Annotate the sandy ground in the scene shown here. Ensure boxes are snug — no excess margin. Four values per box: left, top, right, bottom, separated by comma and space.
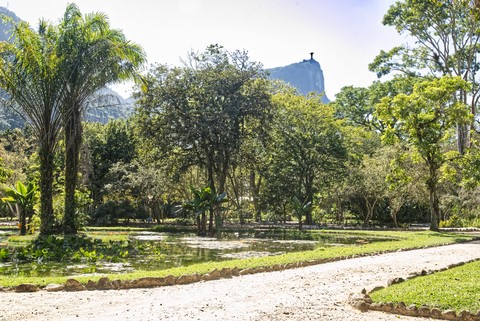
0, 241, 479, 321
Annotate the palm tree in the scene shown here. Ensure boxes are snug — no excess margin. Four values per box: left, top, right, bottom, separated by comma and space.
0, 19, 64, 235
56, 4, 145, 234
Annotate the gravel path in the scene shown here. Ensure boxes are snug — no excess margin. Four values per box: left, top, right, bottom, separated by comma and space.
1, 241, 479, 321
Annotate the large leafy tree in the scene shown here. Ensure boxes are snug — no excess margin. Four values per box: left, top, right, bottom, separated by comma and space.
267, 92, 348, 226
135, 45, 272, 235
376, 76, 471, 230
82, 120, 136, 209
57, 4, 145, 234
370, 0, 480, 154
0, 19, 63, 235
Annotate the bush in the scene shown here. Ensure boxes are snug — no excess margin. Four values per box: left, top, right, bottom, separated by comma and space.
90, 200, 136, 226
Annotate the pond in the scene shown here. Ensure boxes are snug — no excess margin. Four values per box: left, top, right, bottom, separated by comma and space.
0, 229, 394, 277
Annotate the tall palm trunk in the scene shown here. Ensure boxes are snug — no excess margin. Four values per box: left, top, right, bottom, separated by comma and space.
38, 141, 55, 235
64, 105, 82, 235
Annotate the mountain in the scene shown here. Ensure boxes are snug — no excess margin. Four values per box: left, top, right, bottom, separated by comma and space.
85, 87, 135, 124
0, 7, 20, 42
268, 53, 330, 103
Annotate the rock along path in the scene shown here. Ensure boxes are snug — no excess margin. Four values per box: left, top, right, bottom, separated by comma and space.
1, 241, 479, 321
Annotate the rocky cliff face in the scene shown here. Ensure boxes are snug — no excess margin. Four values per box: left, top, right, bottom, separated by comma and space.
0, 7, 20, 42
268, 55, 330, 103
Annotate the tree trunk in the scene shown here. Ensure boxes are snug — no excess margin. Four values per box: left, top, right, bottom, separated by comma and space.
427, 168, 439, 231
64, 106, 82, 235
19, 208, 26, 236
38, 142, 55, 235
457, 123, 469, 155
249, 170, 262, 222
206, 153, 215, 236
304, 177, 314, 225
364, 197, 377, 227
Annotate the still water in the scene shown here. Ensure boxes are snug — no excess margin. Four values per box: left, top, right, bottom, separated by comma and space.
0, 229, 390, 277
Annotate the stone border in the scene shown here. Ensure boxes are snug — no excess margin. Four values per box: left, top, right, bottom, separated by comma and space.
6, 240, 479, 293
349, 258, 480, 321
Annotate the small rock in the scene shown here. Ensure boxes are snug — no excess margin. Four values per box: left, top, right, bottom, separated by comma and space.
85, 280, 97, 290
208, 269, 221, 279
219, 268, 231, 278
131, 277, 164, 288
111, 280, 122, 290
405, 304, 418, 316
239, 268, 252, 276
15, 284, 39, 293
64, 279, 86, 292
387, 277, 405, 286
418, 305, 431, 317
230, 267, 240, 276
353, 300, 369, 312
45, 283, 64, 292
383, 302, 395, 312
368, 286, 384, 294
442, 309, 457, 321
458, 310, 473, 321
361, 288, 366, 294
164, 275, 176, 286
97, 277, 113, 290
176, 274, 200, 285
369, 302, 383, 311
201, 273, 213, 281
396, 301, 406, 312
430, 308, 442, 318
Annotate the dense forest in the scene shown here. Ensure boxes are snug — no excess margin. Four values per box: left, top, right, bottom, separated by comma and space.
1, 0, 480, 237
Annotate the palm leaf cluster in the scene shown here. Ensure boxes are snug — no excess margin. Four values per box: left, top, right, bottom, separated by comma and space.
0, 4, 145, 235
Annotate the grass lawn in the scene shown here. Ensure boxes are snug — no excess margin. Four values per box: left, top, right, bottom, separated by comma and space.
0, 229, 477, 288
370, 260, 480, 314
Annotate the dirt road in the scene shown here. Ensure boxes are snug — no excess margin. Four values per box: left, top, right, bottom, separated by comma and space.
1, 241, 479, 321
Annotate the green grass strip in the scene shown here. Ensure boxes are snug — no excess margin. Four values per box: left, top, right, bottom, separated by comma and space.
0, 230, 476, 288
370, 260, 480, 314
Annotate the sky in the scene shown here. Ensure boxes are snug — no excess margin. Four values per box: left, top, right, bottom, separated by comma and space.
4, 0, 407, 99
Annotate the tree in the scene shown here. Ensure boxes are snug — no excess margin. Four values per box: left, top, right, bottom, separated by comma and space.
376, 76, 471, 230
2, 181, 38, 235
370, 0, 480, 154
267, 92, 348, 225
57, 4, 145, 234
135, 45, 272, 235
82, 120, 136, 209
0, 18, 63, 235
183, 186, 227, 236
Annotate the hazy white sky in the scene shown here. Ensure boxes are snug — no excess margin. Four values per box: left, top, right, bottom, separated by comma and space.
5, 0, 406, 99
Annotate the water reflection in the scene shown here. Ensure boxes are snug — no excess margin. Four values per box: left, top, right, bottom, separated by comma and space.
0, 230, 393, 277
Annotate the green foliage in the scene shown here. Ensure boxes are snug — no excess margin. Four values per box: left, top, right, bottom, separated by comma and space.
264, 92, 349, 225
135, 45, 271, 193
183, 186, 228, 235
57, 3, 145, 235
1, 181, 38, 235
376, 76, 471, 230
370, 260, 480, 313
90, 200, 137, 226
